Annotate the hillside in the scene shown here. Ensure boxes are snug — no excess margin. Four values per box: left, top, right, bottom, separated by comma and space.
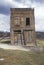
0, 31, 10, 37
0, 31, 44, 39
36, 32, 44, 39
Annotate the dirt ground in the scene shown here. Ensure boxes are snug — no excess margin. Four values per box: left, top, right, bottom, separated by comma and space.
0, 43, 44, 52
0, 43, 30, 51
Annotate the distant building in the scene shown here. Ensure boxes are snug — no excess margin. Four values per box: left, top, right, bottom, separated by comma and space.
10, 8, 36, 46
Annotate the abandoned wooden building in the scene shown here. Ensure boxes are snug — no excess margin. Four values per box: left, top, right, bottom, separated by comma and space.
10, 8, 36, 46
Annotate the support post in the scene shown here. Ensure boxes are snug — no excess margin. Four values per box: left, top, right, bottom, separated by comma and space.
11, 30, 14, 44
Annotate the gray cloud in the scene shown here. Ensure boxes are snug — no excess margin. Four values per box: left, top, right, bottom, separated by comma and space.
0, 1, 10, 15
14, 0, 28, 4
0, 0, 16, 15
0, 6, 10, 15
31, 0, 44, 3
14, 0, 44, 4
14, 0, 23, 3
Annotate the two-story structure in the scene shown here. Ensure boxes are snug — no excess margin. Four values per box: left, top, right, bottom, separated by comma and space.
10, 8, 36, 46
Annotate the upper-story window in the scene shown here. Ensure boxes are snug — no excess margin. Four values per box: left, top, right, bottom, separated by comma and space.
14, 17, 20, 26
26, 18, 30, 26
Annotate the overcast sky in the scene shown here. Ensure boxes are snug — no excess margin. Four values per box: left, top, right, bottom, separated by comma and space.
0, 0, 44, 32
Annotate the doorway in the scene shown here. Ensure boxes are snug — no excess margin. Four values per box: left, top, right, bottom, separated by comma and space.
24, 30, 32, 45
14, 30, 22, 45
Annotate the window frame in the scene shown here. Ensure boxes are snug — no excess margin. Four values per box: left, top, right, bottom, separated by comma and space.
26, 18, 30, 26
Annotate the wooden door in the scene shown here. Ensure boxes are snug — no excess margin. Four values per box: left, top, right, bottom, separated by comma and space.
14, 33, 22, 45
17, 34, 21, 45
24, 31, 32, 44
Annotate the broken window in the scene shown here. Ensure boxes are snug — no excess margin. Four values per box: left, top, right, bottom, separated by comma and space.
26, 18, 30, 26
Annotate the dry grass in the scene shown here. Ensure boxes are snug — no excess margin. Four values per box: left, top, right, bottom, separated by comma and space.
0, 37, 10, 44
0, 48, 44, 65
37, 39, 44, 46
